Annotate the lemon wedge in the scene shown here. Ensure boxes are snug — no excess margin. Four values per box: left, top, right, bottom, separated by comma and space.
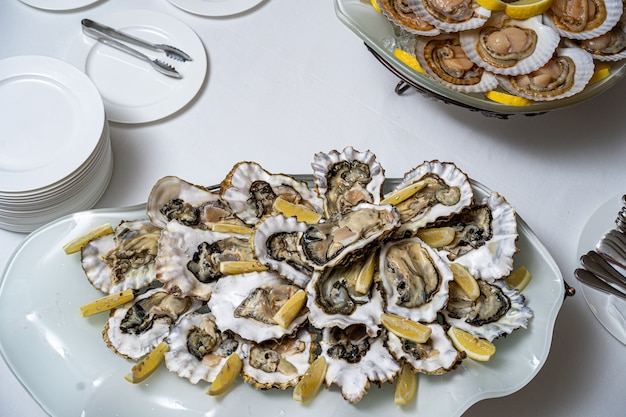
447, 327, 496, 361
273, 197, 322, 224
590, 62, 611, 84
416, 227, 456, 248
354, 251, 377, 295
505, 0, 553, 19
381, 313, 432, 344
380, 180, 427, 205
393, 49, 426, 75
293, 356, 328, 403
504, 265, 532, 291
485, 90, 533, 106
394, 362, 418, 405
63, 223, 113, 254
207, 353, 242, 396
475, 0, 507, 10
210, 222, 252, 235
449, 263, 480, 301
273, 289, 307, 328
370, 0, 382, 13
124, 341, 169, 384
219, 260, 269, 275
80, 289, 134, 317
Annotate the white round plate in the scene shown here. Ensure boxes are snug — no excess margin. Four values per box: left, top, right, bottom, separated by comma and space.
167, 0, 265, 17
577, 194, 626, 345
0, 55, 105, 192
0, 179, 564, 417
18, 0, 100, 11
67, 10, 207, 124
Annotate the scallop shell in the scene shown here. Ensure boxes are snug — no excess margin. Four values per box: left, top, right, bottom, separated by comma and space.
377, 0, 441, 36
379, 237, 454, 323
311, 146, 385, 217
414, 33, 499, 92
389, 160, 474, 237
207, 271, 309, 343
569, 24, 626, 61
496, 47, 595, 101
155, 221, 253, 301
164, 311, 244, 384
146, 176, 227, 229
320, 325, 400, 404
386, 324, 464, 374
460, 14, 561, 75
442, 279, 533, 341
407, 0, 491, 33
221, 161, 323, 226
251, 214, 313, 288
544, 0, 624, 40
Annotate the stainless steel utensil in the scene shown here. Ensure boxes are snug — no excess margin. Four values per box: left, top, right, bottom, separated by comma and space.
597, 229, 626, 270
82, 24, 181, 79
580, 250, 626, 294
574, 268, 626, 300
81, 19, 192, 62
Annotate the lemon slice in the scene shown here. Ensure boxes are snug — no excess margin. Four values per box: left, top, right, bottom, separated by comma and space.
416, 227, 456, 248
475, 0, 506, 10
210, 222, 252, 235
393, 49, 426, 75
504, 265, 531, 291
394, 362, 418, 405
354, 251, 377, 295
381, 313, 432, 344
273, 289, 307, 328
80, 289, 134, 317
505, 0, 553, 19
273, 197, 322, 224
63, 223, 114, 254
590, 62, 611, 84
219, 261, 269, 275
381, 180, 427, 206
484, 90, 533, 106
447, 327, 496, 361
449, 263, 480, 301
370, 0, 382, 13
124, 341, 169, 384
293, 356, 328, 402
207, 353, 242, 396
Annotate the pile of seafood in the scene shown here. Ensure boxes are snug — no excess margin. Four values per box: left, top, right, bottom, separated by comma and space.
375, 0, 626, 101
78, 147, 533, 404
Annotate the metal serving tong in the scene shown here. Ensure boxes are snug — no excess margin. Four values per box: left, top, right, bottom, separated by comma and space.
81, 18, 192, 79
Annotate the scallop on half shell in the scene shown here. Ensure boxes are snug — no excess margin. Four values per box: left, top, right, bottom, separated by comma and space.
544, 0, 624, 40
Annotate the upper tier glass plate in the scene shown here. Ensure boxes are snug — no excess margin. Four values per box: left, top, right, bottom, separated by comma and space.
67, 10, 207, 124
167, 0, 265, 16
18, 0, 100, 11
0, 179, 564, 417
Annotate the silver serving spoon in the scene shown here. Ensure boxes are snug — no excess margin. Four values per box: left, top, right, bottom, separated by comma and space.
580, 251, 626, 295
574, 268, 626, 300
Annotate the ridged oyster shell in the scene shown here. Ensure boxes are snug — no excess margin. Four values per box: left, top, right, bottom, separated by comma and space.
442, 279, 533, 341
207, 271, 309, 343
414, 33, 499, 92
544, 0, 624, 40
81, 219, 160, 294
320, 324, 400, 404
312, 146, 385, 217
386, 323, 464, 374
165, 310, 244, 384
460, 14, 561, 76
497, 47, 595, 101
379, 237, 454, 323
156, 222, 253, 301
221, 161, 323, 225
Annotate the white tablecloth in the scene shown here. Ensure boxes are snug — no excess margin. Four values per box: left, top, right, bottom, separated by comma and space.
1, 0, 625, 416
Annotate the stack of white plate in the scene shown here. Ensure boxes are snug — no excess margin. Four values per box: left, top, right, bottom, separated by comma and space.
0, 55, 113, 233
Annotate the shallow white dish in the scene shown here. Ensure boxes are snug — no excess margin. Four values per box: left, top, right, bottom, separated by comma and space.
67, 10, 207, 124
577, 194, 626, 345
167, 0, 265, 17
0, 55, 105, 192
0, 179, 564, 417
18, 0, 100, 11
